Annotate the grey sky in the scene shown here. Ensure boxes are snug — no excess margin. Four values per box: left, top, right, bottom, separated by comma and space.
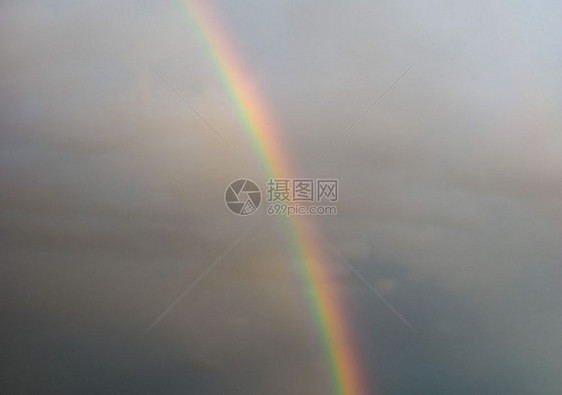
2, 0, 562, 394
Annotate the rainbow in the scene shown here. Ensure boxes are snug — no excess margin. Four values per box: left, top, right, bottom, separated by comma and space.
179, 1, 369, 393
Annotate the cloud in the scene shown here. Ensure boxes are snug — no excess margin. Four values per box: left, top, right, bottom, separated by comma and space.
2, 0, 562, 393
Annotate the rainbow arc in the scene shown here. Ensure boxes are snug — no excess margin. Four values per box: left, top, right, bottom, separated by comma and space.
179, 1, 369, 393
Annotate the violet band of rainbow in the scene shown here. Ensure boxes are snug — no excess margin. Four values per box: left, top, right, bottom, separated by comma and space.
178, 2, 369, 393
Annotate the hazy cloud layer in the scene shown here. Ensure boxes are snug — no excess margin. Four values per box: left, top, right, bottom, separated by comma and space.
2, 0, 562, 394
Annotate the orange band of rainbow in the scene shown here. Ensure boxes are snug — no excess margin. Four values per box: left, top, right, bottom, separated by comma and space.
178, 2, 368, 393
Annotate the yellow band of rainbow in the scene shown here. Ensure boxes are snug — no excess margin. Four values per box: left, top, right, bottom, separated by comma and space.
178, 1, 368, 393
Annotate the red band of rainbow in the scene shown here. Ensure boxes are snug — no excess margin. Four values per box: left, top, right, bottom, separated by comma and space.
178, 2, 369, 393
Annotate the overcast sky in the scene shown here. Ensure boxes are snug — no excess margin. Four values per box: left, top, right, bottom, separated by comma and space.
2, 1, 562, 394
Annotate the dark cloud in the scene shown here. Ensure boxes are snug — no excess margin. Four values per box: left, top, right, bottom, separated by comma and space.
2, 0, 562, 394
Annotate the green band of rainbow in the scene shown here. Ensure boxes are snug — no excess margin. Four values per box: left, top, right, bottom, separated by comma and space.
178, 1, 368, 393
